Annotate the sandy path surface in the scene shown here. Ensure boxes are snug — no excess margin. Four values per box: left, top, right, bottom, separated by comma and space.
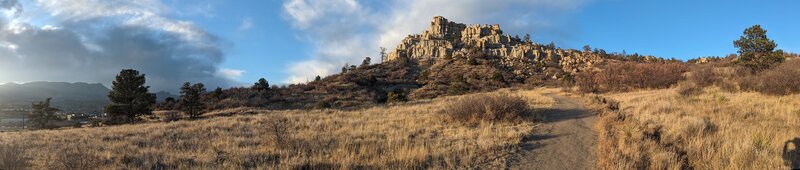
507, 93, 597, 170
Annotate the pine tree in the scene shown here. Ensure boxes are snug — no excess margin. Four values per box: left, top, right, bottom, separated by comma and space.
28, 98, 59, 129
314, 75, 322, 81
105, 69, 156, 123
252, 78, 270, 92
524, 34, 532, 44
361, 57, 371, 67
734, 25, 784, 71
180, 82, 206, 119
210, 87, 224, 100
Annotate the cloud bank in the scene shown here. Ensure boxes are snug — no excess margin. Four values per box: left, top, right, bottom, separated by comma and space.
0, 0, 239, 92
282, 0, 590, 83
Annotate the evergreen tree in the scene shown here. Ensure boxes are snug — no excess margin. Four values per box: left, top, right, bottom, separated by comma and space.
361, 57, 371, 67
28, 98, 59, 129
314, 75, 322, 81
734, 25, 784, 71
341, 63, 349, 73
210, 87, 224, 100
105, 69, 156, 123
524, 34, 532, 44
252, 78, 270, 92
180, 82, 206, 119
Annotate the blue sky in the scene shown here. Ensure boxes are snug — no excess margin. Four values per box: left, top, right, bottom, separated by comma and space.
0, 0, 797, 92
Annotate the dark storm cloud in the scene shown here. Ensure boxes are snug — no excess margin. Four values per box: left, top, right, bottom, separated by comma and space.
0, 0, 237, 92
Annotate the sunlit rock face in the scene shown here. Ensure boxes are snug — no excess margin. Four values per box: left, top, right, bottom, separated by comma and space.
386, 16, 602, 77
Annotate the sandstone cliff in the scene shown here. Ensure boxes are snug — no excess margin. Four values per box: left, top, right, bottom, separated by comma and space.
386, 16, 603, 79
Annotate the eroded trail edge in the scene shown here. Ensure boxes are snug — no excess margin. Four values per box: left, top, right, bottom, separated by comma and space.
508, 93, 597, 170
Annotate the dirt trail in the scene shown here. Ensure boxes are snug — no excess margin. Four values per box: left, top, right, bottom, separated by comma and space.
507, 93, 597, 170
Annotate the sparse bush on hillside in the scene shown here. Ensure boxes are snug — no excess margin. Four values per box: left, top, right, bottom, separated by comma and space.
266, 117, 292, 147
442, 93, 529, 124
689, 66, 721, 87
575, 62, 688, 93
48, 146, 102, 170
447, 77, 470, 95
0, 142, 28, 169
387, 90, 408, 103
314, 97, 336, 109
676, 82, 703, 97
738, 60, 800, 95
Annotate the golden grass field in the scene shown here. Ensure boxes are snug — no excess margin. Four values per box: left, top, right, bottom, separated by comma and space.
590, 86, 800, 169
0, 88, 555, 169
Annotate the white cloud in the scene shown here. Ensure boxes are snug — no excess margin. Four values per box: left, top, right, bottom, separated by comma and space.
285, 60, 336, 84
283, 0, 362, 29
217, 68, 245, 80
34, 0, 212, 44
281, 0, 590, 84
239, 17, 253, 31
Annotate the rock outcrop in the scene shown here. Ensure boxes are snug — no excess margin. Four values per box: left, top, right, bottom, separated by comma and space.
387, 16, 602, 78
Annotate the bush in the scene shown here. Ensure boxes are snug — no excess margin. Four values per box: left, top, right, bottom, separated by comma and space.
266, 117, 292, 147
689, 66, 720, 87
387, 90, 408, 103
576, 62, 689, 93
442, 93, 529, 124
314, 97, 335, 109
739, 60, 800, 95
0, 142, 28, 169
676, 82, 703, 97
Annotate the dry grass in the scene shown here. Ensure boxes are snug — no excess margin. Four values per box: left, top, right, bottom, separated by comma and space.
0, 88, 554, 169
591, 86, 800, 169
0, 140, 28, 169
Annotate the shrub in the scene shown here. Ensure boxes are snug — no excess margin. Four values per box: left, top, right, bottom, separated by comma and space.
314, 97, 335, 109
53, 147, 102, 170
161, 111, 181, 122
387, 90, 408, 103
442, 93, 528, 124
576, 62, 688, 93
447, 77, 469, 95
676, 82, 703, 97
266, 117, 292, 147
739, 60, 800, 95
689, 66, 720, 87
0, 142, 28, 169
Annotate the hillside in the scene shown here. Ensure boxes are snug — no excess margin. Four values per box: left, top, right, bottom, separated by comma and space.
0, 88, 556, 169
0, 82, 110, 112
203, 16, 676, 111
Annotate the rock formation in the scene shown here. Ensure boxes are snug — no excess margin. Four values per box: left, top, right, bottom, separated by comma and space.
386, 16, 602, 79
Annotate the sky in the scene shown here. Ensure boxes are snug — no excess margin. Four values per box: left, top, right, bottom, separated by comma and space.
0, 0, 797, 92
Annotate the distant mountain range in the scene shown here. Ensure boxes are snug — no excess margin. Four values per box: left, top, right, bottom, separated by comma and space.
0, 82, 176, 112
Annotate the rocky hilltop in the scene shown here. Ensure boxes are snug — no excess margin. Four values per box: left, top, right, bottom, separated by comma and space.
204, 16, 677, 110
387, 16, 602, 79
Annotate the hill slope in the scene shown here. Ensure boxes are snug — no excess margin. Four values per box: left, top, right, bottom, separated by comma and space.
0, 88, 557, 169
0, 82, 110, 112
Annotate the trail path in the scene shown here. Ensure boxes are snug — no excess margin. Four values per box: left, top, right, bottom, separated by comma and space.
507, 93, 597, 170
